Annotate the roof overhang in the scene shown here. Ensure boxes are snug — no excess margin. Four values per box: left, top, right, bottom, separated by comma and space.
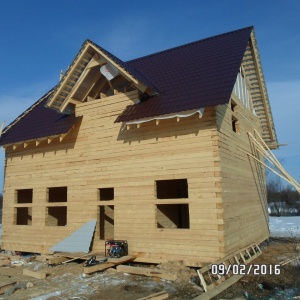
242, 29, 278, 149
46, 40, 157, 113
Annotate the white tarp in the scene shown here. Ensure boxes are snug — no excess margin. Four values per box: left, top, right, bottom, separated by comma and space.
100, 63, 119, 81
50, 220, 96, 253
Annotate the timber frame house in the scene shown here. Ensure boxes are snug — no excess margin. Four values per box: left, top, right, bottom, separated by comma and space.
0, 27, 277, 266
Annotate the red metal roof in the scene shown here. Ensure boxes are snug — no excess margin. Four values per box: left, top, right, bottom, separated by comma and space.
115, 26, 253, 122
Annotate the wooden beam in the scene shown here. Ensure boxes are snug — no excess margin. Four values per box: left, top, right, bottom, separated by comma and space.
116, 265, 177, 281
86, 57, 106, 69
137, 124, 141, 129
23, 268, 48, 279
59, 134, 67, 142
84, 262, 115, 274
47, 46, 94, 108
137, 291, 169, 300
0, 280, 17, 295
100, 93, 107, 99
69, 98, 82, 105
156, 120, 160, 125
89, 43, 150, 94
87, 96, 96, 102
126, 124, 131, 130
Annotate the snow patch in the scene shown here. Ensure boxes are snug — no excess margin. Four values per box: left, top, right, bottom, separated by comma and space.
269, 216, 300, 237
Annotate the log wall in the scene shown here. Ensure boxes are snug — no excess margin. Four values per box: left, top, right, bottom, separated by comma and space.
216, 94, 269, 255
2, 90, 225, 266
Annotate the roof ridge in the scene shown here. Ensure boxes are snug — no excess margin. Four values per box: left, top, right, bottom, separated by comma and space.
126, 26, 253, 64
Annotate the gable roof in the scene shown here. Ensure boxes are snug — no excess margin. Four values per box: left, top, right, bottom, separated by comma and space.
47, 40, 158, 112
0, 26, 278, 148
115, 26, 253, 123
0, 90, 78, 146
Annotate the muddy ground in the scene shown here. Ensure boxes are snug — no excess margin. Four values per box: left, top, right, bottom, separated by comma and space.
0, 238, 299, 300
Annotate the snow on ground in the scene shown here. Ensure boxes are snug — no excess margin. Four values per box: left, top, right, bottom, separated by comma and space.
269, 216, 300, 238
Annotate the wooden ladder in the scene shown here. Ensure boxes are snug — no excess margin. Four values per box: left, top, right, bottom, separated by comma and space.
197, 243, 262, 292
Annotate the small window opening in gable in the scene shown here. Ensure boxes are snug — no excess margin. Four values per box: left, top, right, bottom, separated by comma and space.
232, 116, 240, 133
16, 189, 33, 203
99, 188, 114, 201
46, 206, 67, 226
48, 187, 68, 202
231, 101, 237, 113
15, 207, 32, 225
156, 179, 188, 199
99, 205, 114, 240
156, 204, 190, 229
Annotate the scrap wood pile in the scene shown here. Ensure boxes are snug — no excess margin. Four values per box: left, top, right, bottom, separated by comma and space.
0, 251, 201, 299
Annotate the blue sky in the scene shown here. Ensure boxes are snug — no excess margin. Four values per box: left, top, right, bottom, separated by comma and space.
0, 0, 299, 191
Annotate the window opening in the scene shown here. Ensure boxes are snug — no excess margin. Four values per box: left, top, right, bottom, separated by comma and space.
99, 188, 114, 201
156, 204, 190, 229
46, 206, 67, 226
156, 179, 188, 199
232, 116, 239, 133
15, 207, 32, 225
48, 187, 67, 202
16, 189, 33, 203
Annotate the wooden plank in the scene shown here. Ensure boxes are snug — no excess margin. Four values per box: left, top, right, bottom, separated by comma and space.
0, 280, 17, 295
46, 256, 69, 265
137, 291, 169, 300
23, 268, 48, 279
107, 255, 137, 264
84, 262, 115, 274
116, 265, 177, 281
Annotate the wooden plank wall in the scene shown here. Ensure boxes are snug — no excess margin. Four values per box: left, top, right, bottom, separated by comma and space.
2, 90, 224, 266
216, 94, 269, 255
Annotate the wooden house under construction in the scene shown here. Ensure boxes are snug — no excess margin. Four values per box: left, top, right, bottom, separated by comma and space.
0, 27, 277, 266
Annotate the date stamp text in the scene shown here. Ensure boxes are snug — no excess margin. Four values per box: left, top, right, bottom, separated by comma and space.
211, 264, 281, 275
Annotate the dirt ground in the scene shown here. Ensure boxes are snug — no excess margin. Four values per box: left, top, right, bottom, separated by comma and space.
0, 238, 299, 300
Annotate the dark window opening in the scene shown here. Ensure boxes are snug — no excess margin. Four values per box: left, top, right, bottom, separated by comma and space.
156, 204, 190, 229
156, 179, 188, 199
15, 207, 32, 225
16, 189, 33, 203
232, 116, 239, 133
46, 206, 67, 226
99, 205, 114, 240
48, 187, 67, 202
99, 188, 114, 201
231, 101, 237, 112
